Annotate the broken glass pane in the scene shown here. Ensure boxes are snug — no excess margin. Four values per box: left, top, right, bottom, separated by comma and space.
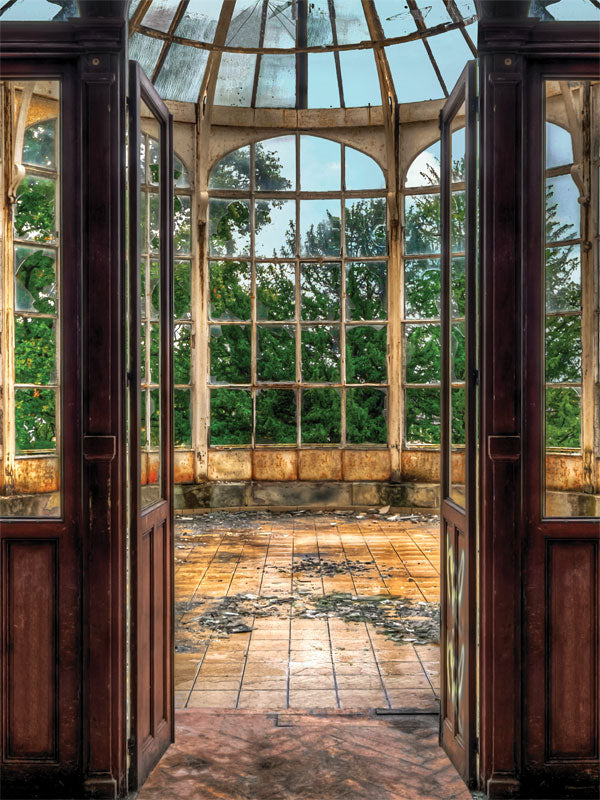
14, 246, 56, 313
308, 52, 341, 109
300, 200, 341, 256
23, 118, 56, 168
546, 387, 581, 448
174, 260, 191, 319
338, 48, 381, 107
210, 388, 252, 445
346, 387, 387, 444
375, 0, 418, 37
345, 199, 387, 256
301, 326, 341, 382
210, 325, 251, 383
346, 261, 387, 320
256, 389, 296, 444
545, 246, 581, 312
15, 388, 56, 452
301, 388, 341, 444
387, 40, 444, 104
427, 29, 473, 92
210, 146, 250, 189
154, 44, 209, 103
405, 387, 441, 445
209, 199, 251, 256
405, 323, 441, 384
404, 258, 440, 319
256, 55, 296, 108
257, 262, 295, 321
345, 146, 385, 190
14, 317, 56, 384
546, 174, 581, 241
257, 326, 295, 382
174, 193, 191, 253
174, 323, 191, 384
255, 199, 296, 258
15, 175, 56, 243
346, 325, 386, 383
209, 260, 251, 321
546, 316, 582, 383
301, 262, 341, 320
174, 388, 192, 447
405, 193, 440, 255
300, 136, 340, 191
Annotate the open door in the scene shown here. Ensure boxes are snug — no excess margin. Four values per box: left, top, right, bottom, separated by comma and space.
439, 60, 478, 786
128, 61, 174, 790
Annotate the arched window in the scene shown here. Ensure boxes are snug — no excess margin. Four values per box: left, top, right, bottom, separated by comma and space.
207, 135, 388, 447
403, 130, 466, 449
138, 131, 192, 453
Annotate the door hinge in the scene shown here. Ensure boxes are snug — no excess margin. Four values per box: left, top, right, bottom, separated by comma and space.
127, 737, 136, 755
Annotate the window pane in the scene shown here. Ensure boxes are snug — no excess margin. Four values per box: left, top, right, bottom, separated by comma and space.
14, 317, 56, 384
301, 261, 341, 320
300, 136, 341, 191
210, 388, 252, 445
345, 147, 385, 190
255, 54, 296, 108
148, 193, 160, 253
174, 260, 191, 319
174, 324, 191, 384
451, 322, 466, 383
301, 326, 341, 382
451, 190, 465, 252
308, 52, 340, 109
149, 259, 160, 320
545, 245, 581, 312
545, 316, 582, 383
174, 194, 191, 253
256, 389, 296, 444
546, 174, 580, 241
405, 387, 441, 445
451, 386, 466, 445
405, 193, 440, 255
15, 175, 56, 243
15, 388, 57, 452
209, 198, 251, 256
150, 322, 160, 383
257, 262, 295, 321
451, 256, 466, 318
14, 246, 56, 313
255, 137, 295, 190
209, 260, 251, 321
405, 324, 441, 384
546, 121, 573, 169
546, 387, 581, 448
174, 388, 191, 447
257, 326, 295, 382
209, 146, 250, 190
149, 388, 161, 447
404, 258, 440, 319
346, 261, 387, 320
255, 199, 296, 258
345, 198, 387, 257
346, 387, 387, 444
301, 388, 341, 443
174, 155, 190, 188
23, 119, 56, 168
346, 325, 386, 383
210, 325, 251, 384
300, 200, 340, 256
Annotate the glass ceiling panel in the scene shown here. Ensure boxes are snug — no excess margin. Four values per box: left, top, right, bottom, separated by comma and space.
308, 52, 341, 109
375, 0, 417, 38
339, 48, 381, 108
141, 0, 180, 33
529, 0, 600, 20
0, 0, 78, 20
175, 0, 221, 39
307, 0, 334, 47
154, 43, 209, 103
214, 52, 257, 107
226, 0, 263, 47
129, 32, 164, 78
255, 54, 296, 108
333, 0, 371, 45
387, 39, 444, 103
263, 1, 296, 47
427, 28, 474, 91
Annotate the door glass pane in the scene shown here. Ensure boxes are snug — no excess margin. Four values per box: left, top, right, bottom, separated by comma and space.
544, 80, 597, 517
2, 81, 61, 518
140, 108, 163, 509
449, 123, 466, 506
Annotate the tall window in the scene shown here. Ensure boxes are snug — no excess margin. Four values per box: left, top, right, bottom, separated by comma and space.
138, 132, 192, 455
207, 135, 388, 447
403, 131, 466, 448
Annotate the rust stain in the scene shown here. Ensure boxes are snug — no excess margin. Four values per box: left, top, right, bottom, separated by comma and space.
343, 450, 391, 482
253, 450, 298, 481
14, 456, 59, 494
546, 454, 584, 492
175, 450, 195, 483
207, 449, 252, 481
401, 451, 440, 483
298, 450, 342, 481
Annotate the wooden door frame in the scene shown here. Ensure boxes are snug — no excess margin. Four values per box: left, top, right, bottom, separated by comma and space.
0, 18, 129, 799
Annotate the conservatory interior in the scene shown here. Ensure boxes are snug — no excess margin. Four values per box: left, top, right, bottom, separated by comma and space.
0, 1, 599, 799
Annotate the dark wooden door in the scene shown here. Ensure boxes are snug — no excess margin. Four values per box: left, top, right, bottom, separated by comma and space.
128, 61, 174, 790
439, 60, 478, 786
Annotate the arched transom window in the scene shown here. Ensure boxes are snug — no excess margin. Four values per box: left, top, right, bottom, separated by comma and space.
207, 135, 388, 447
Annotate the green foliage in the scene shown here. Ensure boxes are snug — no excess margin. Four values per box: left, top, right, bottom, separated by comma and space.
210, 389, 252, 445
346, 326, 387, 383
347, 262, 387, 320
256, 390, 296, 444
546, 387, 580, 448
346, 388, 387, 444
302, 389, 341, 444
257, 326, 295, 382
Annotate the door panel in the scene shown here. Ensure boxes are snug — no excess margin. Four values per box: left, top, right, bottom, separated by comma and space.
128, 61, 174, 790
439, 60, 478, 785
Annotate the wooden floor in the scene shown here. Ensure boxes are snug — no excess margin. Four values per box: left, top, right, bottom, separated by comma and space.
137, 709, 471, 800
174, 512, 440, 711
